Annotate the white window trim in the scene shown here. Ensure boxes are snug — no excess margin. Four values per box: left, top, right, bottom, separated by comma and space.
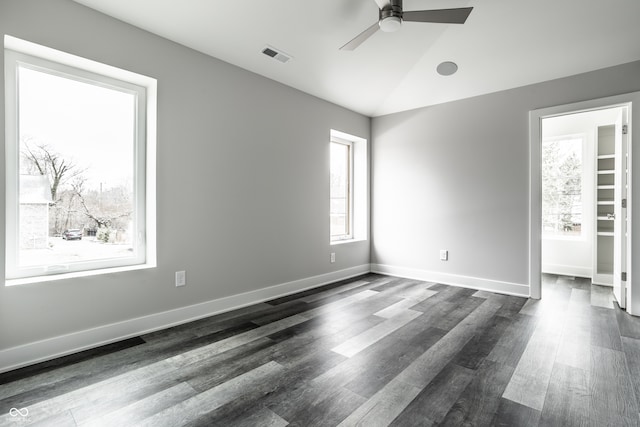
4, 36, 157, 284
330, 129, 368, 245
330, 137, 354, 242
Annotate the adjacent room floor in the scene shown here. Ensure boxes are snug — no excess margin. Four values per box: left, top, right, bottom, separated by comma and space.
1, 274, 639, 426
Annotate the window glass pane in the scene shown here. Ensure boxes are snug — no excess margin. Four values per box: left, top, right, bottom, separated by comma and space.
17, 65, 137, 268
330, 214, 347, 237
330, 199, 346, 215
541, 137, 583, 237
330, 141, 351, 239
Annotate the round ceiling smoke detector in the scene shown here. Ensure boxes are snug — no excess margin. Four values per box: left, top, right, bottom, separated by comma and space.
437, 61, 458, 76
379, 16, 402, 32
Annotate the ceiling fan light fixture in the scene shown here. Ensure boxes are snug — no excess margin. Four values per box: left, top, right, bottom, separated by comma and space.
379, 16, 402, 32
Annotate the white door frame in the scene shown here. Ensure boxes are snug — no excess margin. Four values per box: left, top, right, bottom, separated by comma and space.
530, 92, 639, 315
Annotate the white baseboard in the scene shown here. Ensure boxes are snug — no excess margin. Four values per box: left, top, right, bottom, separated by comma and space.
370, 263, 530, 298
0, 264, 370, 374
0, 263, 531, 373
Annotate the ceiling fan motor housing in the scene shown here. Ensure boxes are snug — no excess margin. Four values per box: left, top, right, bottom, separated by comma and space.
379, 0, 403, 32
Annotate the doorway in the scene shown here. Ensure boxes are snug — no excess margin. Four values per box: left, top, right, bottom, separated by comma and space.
529, 92, 638, 314
540, 107, 626, 307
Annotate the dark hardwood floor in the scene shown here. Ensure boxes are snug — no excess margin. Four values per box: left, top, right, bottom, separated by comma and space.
1, 273, 639, 426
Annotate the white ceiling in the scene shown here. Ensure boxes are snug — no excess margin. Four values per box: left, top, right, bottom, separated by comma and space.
72, 0, 640, 117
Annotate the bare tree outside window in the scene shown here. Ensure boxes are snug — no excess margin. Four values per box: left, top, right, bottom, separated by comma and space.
21, 139, 84, 203
542, 137, 583, 237
16, 65, 137, 267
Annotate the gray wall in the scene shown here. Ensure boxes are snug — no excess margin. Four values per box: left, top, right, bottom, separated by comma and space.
371, 60, 640, 294
0, 0, 370, 355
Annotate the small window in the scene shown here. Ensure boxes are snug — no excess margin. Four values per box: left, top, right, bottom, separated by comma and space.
542, 136, 583, 237
5, 38, 156, 282
329, 130, 367, 244
330, 138, 353, 241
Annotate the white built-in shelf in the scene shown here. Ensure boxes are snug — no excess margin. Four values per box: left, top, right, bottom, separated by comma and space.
595, 125, 616, 286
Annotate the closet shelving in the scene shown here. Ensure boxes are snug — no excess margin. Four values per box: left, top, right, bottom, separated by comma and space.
594, 125, 615, 284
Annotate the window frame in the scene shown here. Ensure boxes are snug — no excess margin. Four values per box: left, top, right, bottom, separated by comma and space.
4, 37, 157, 283
330, 136, 354, 242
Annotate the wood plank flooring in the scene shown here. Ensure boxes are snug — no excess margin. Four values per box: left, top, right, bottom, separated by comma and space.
1, 273, 640, 426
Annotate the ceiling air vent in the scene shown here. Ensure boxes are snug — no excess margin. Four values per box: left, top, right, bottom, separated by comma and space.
261, 45, 292, 64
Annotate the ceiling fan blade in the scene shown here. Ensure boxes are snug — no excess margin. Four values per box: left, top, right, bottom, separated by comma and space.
373, 0, 390, 9
340, 22, 380, 51
403, 7, 473, 24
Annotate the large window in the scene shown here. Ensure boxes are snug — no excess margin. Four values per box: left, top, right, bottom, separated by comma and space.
5, 38, 156, 282
330, 138, 353, 241
541, 136, 583, 237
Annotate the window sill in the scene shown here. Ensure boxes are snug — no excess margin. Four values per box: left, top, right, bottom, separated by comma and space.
5, 262, 156, 287
330, 237, 367, 246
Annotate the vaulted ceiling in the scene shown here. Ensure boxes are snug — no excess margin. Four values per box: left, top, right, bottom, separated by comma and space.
72, 0, 640, 117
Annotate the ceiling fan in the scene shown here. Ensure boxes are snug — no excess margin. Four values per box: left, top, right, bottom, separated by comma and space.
341, 0, 473, 50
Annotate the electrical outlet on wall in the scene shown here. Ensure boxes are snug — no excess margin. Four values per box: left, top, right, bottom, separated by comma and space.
440, 250, 448, 261
330, 253, 336, 263
175, 270, 186, 287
